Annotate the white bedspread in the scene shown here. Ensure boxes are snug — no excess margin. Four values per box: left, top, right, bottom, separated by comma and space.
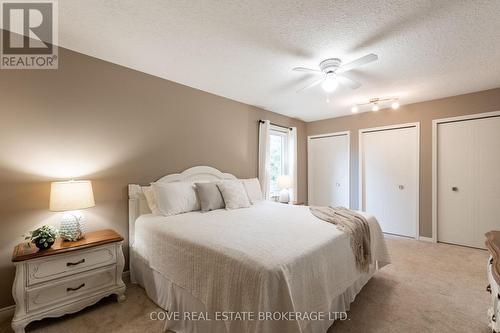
133, 201, 390, 333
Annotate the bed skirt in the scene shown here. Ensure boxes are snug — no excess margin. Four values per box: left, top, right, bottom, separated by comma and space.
131, 251, 377, 333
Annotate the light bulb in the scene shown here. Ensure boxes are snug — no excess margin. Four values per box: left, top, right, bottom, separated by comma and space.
321, 76, 338, 93
391, 101, 400, 109
372, 104, 379, 112
351, 105, 358, 113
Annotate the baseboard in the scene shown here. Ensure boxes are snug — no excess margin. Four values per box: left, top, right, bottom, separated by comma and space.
0, 305, 15, 320
418, 236, 435, 242
383, 233, 413, 240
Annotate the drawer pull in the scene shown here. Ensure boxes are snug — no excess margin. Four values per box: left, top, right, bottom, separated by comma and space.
66, 283, 85, 292
487, 284, 492, 293
66, 259, 85, 267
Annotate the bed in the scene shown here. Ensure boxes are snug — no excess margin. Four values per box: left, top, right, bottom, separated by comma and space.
128, 166, 390, 333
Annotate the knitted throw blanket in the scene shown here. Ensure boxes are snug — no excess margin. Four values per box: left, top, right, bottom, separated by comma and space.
309, 206, 372, 272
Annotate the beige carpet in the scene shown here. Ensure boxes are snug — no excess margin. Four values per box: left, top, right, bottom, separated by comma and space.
0, 237, 490, 333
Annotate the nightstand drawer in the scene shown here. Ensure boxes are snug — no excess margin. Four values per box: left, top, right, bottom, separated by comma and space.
26, 266, 116, 313
27, 244, 116, 286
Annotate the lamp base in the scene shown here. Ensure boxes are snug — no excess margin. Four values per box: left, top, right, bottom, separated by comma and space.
279, 189, 290, 204
60, 211, 85, 241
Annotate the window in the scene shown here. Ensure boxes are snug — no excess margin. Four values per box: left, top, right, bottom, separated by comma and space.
258, 121, 296, 201
269, 128, 289, 197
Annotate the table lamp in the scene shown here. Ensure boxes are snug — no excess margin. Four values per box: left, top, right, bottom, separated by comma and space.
49, 180, 95, 241
277, 175, 292, 204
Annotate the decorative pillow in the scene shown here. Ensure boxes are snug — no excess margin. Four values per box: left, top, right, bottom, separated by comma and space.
241, 178, 263, 204
217, 180, 251, 210
142, 186, 159, 215
152, 182, 200, 216
195, 182, 225, 212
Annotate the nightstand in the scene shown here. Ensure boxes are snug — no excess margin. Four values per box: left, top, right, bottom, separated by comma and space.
11, 229, 126, 333
486, 231, 500, 333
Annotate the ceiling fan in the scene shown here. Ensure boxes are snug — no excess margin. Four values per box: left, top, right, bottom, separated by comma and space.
293, 53, 378, 93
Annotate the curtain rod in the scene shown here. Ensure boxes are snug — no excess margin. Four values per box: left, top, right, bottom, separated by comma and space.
259, 120, 293, 130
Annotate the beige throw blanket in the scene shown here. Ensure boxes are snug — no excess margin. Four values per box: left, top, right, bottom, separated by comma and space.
309, 206, 372, 272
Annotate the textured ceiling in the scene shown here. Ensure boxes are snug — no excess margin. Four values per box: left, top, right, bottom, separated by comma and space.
59, 0, 500, 121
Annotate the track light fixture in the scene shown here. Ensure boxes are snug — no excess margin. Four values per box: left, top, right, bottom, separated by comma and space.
351, 97, 400, 113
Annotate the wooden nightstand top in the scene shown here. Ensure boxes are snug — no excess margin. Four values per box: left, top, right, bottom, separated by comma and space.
12, 229, 123, 262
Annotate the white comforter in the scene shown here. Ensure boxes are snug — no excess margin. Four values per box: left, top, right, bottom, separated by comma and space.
133, 201, 390, 333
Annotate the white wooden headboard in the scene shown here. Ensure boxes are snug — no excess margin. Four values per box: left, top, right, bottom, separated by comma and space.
128, 166, 237, 246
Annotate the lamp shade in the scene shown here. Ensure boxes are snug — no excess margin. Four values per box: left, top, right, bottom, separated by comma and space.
49, 180, 95, 212
277, 175, 292, 190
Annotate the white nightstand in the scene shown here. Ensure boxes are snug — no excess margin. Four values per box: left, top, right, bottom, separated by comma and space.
486, 231, 500, 333
11, 229, 126, 333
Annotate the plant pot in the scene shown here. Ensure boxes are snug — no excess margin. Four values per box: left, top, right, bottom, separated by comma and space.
35, 239, 55, 250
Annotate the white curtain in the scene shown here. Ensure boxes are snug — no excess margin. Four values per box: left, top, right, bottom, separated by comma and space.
288, 127, 298, 202
258, 120, 271, 199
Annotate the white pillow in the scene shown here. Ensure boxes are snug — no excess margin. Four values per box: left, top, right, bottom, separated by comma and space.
152, 182, 200, 216
217, 180, 251, 210
241, 178, 263, 204
142, 186, 159, 214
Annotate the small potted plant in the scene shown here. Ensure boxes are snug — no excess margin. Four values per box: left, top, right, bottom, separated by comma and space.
25, 225, 59, 250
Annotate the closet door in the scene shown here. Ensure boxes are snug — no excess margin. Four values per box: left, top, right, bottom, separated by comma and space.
438, 116, 500, 248
361, 125, 419, 237
308, 133, 350, 207
437, 121, 474, 246
475, 117, 500, 247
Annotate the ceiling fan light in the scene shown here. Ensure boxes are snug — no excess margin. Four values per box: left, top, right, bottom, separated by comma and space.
391, 101, 400, 110
372, 104, 379, 112
351, 105, 358, 113
321, 77, 338, 93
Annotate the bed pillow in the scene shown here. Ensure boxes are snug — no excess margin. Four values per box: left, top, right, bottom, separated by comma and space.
152, 182, 200, 216
195, 182, 225, 212
142, 186, 160, 215
241, 178, 263, 204
217, 180, 251, 210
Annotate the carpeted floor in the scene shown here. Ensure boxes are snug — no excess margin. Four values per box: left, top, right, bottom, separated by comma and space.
0, 236, 490, 333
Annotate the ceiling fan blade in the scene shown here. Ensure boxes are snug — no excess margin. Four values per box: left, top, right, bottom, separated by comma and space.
337, 53, 378, 73
292, 67, 322, 74
296, 76, 325, 93
337, 75, 361, 89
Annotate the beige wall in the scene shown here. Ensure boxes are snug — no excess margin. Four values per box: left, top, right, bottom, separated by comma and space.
307, 88, 500, 238
0, 47, 307, 308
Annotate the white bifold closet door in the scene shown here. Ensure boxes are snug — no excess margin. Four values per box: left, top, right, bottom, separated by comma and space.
360, 125, 419, 238
437, 116, 500, 249
308, 133, 350, 207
